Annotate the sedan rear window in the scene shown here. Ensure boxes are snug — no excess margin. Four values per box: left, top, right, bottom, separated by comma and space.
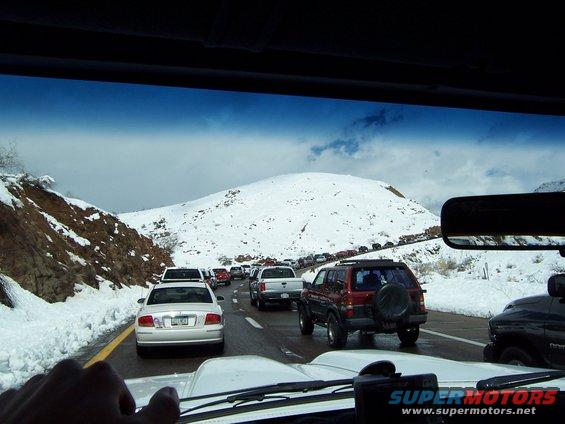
352, 267, 416, 291
261, 268, 295, 279
147, 287, 212, 304
163, 269, 201, 280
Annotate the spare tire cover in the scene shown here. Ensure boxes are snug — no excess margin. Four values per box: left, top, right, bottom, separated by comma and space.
373, 283, 410, 321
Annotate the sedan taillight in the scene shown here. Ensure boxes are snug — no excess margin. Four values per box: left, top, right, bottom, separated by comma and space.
258, 282, 266, 292
205, 313, 222, 325
418, 293, 426, 312
138, 315, 154, 327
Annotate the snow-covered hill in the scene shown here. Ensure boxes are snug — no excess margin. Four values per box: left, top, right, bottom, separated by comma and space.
120, 173, 440, 267
534, 178, 565, 193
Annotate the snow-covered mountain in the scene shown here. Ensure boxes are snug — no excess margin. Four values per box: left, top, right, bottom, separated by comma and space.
534, 178, 565, 193
120, 173, 440, 267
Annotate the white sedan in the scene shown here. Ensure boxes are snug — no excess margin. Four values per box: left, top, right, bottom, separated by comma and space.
135, 282, 225, 356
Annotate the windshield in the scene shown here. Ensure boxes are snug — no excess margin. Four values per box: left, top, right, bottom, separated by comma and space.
261, 268, 295, 278
1, 73, 564, 421
147, 287, 212, 304
352, 267, 416, 291
162, 269, 201, 280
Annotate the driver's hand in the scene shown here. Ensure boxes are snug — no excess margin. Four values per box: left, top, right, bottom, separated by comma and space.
0, 359, 180, 423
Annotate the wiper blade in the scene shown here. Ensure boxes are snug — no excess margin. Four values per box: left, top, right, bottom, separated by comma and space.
477, 370, 565, 390
179, 378, 353, 416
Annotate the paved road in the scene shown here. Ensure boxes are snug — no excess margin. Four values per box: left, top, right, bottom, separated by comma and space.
98, 279, 490, 380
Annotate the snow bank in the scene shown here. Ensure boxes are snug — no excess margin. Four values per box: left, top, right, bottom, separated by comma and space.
303, 239, 563, 318
121, 173, 439, 267
0, 274, 149, 390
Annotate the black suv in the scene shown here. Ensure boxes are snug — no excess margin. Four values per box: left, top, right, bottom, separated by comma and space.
484, 274, 565, 369
298, 259, 427, 348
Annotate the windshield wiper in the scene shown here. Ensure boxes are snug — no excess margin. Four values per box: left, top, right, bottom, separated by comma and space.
179, 378, 353, 416
477, 370, 565, 390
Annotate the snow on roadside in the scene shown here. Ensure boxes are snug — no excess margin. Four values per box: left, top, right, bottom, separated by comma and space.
0, 274, 150, 391
302, 239, 564, 318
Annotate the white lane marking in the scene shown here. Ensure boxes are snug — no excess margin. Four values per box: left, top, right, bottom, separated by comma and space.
239, 284, 243, 288
233, 289, 238, 293
420, 329, 487, 347
245, 317, 263, 329
280, 347, 303, 359
232, 298, 238, 304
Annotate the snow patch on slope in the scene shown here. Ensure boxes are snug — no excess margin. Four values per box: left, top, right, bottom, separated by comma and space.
121, 173, 439, 267
534, 178, 565, 192
0, 274, 149, 390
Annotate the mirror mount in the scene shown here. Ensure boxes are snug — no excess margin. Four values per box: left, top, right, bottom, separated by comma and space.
216, 295, 225, 302
137, 298, 145, 304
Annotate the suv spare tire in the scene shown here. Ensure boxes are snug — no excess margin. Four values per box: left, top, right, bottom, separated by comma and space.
373, 283, 410, 321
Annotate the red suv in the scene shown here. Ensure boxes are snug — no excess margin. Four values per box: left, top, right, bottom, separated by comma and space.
298, 259, 427, 348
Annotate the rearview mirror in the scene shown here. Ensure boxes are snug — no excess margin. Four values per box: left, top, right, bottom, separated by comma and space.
216, 295, 225, 302
441, 193, 565, 253
548, 275, 565, 298
137, 298, 145, 304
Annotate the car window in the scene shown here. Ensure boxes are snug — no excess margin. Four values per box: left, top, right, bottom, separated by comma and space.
162, 269, 201, 280
334, 270, 346, 292
312, 270, 327, 289
261, 267, 294, 279
147, 287, 212, 304
352, 267, 416, 291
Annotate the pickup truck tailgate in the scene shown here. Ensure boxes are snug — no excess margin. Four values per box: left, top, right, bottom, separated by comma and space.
263, 278, 303, 292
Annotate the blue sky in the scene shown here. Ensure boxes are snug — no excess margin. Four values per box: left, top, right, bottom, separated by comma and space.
0, 74, 563, 213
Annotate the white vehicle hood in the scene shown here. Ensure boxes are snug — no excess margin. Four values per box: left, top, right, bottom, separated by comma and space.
126, 350, 565, 419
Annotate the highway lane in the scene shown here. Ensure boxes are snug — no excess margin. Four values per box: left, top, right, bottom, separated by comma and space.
96, 277, 490, 380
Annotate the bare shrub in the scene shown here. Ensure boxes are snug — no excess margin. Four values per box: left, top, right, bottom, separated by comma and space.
0, 142, 24, 173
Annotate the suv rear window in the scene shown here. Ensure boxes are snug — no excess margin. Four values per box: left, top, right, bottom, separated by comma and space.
163, 269, 201, 280
261, 267, 294, 279
147, 287, 212, 304
213, 268, 227, 273
352, 267, 416, 291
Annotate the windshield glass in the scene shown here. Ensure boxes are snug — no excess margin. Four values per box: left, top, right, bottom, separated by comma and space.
147, 287, 212, 304
1, 73, 564, 416
261, 268, 295, 278
352, 267, 416, 291
163, 269, 201, 280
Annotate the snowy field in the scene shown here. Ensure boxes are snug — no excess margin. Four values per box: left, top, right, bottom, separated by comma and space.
303, 239, 564, 318
0, 274, 148, 390
121, 173, 439, 267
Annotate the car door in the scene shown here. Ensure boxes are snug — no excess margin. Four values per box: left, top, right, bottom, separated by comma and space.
546, 296, 565, 369
327, 270, 346, 313
308, 269, 328, 320
313, 270, 334, 318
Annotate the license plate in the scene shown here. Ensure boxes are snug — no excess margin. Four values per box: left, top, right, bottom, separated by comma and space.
382, 322, 396, 330
172, 316, 194, 326
281, 293, 290, 299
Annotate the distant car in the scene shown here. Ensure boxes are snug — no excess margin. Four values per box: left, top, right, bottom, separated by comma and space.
322, 253, 334, 261
299, 259, 427, 348
314, 254, 326, 263
371, 243, 382, 250
249, 266, 304, 310
384, 241, 394, 248
201, 269, 218, 291
213, 268, 231, 286
160, 267, 204, 283
346, 249, 357, 257
282, 259, 299, 269
358, 246, 369, 253
263, 259, 276, 266
242, 264, 251, 276
230, 266, 245, 280
335, 251, 349, 259
302, 255, 315, 267
135, 282, 225, 356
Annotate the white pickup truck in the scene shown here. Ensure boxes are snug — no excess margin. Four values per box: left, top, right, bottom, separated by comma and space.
249, 266, 304, 310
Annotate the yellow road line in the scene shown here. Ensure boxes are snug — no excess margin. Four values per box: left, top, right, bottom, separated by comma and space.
83, 323, 135, 368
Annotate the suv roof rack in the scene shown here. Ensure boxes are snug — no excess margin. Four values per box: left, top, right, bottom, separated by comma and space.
336, 259, 397, 266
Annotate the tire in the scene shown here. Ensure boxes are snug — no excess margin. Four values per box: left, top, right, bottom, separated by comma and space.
250, 290, 257, 306
373, 283, 410, 322
327, 313, 348, 349
299, 304, 314, 335
217, 338, 225, 354
257, 296, 266, 311
499, 346, 539, 367
397, 325, 420, 346
136, 342, 149, 358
